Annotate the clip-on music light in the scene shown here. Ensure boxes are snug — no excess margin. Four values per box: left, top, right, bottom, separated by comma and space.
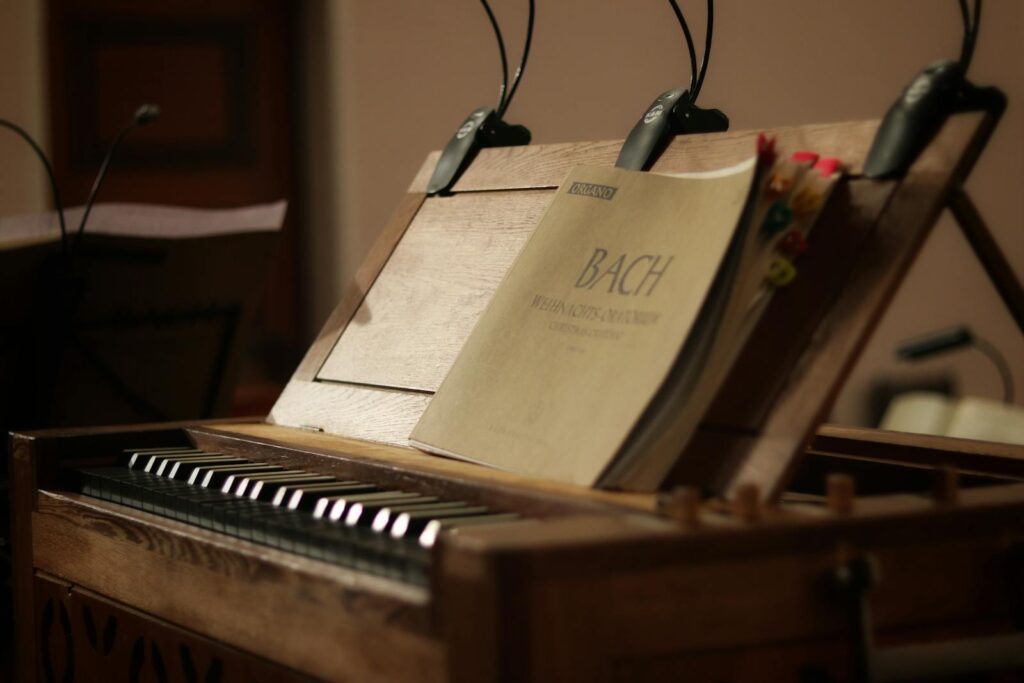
427, 0, 535, 196
616, 0, 728, 171
865, 0, 1023, 337
864, 0, 1005, 179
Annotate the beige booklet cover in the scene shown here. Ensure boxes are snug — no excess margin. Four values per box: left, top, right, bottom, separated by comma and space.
410, 160, 763, 488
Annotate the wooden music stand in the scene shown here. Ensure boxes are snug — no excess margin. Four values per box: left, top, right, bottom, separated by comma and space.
13, 112, 1024, 683
268, 110, 1004, 500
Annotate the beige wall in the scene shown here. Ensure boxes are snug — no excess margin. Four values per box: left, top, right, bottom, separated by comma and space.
305, 0, 1023, 425
0, 0, 47, 216
8, 1, 1015, 425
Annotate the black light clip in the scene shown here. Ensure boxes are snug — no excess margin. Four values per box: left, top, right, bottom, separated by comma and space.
865, 0, 1006, 179
427, 107, 531, 196
864, 61, 1006, 179
615, 87, 728, 171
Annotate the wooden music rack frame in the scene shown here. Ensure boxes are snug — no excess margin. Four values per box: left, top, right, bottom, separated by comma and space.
268, 110, 1006, 500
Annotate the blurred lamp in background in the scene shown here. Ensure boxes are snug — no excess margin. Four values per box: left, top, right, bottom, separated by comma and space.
881, 325, 1023, 445
896, 324, 1013, 403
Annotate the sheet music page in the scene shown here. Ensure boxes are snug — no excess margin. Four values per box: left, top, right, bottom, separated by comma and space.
411, 162, 757, 487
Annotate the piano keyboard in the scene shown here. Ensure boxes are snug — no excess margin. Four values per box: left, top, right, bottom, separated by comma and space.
75, 446, 521, 585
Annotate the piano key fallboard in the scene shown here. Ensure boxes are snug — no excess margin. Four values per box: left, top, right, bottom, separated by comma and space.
76, 446, 522, 585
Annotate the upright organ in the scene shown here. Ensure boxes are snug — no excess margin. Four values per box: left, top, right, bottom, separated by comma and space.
14, 114, 1024, 682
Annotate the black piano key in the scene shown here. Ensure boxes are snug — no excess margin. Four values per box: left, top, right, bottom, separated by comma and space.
222, 475, 333, 537
316, 491, 423, 521
123, 447, 201, 469
356, 504, 478, 574
403, 513, 521, 582
188, 462, 277, 486
248, 474, 335, 502
78, 467, 124, 500
110, 470, 170, 511
193, 463, 258, 487
274, 481, 373, 509
167, 456, 249, 480
183, 489, 241, 527
359, 502, 475, 577
389, 507, 490, 541
368, 501, 468, 534
347, 498, 449, 529
151, 452, 220, 475
133, 471, 217, 515
416, 513, 523, 548
262, 512, 342, 557
228, 471, 310, 497
75, 458, 519, 586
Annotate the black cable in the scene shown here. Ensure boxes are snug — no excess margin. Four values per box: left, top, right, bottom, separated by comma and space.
0, 119, 68, 258
498, 0, 535, 117
667, 0, 698, 96
73, 105, 159, 251
962, 0, 981, 73
972, 334, 1014, 404
958, 0, 972, 64
691, 0, 714, 102
480, 0, 510, 112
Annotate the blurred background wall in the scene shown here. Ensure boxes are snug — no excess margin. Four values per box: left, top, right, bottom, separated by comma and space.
3, 0, 1021, 425
0, 0, 47, 216
300, 0, 1023, 426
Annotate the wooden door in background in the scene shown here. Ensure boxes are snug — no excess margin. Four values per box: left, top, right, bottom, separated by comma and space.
47, 0, 300, 415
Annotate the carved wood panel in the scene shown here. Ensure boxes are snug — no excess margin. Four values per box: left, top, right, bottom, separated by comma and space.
34, 573, 311, 683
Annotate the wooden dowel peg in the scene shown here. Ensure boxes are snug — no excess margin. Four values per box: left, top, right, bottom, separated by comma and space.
658, 486, 702, 527
826, 474, 856, 515
933, 465, 960, 506
732, 483, 762, 523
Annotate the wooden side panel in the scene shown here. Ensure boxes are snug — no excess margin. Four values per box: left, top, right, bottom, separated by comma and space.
11, 435, 40, 683
11, 424, 192, 683
33, 573, 312, 682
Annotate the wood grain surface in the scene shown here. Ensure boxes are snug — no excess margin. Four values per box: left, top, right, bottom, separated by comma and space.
316, 190, 553, 391
439, 482, 1024, 682
294, 191, 427, 381
32, 491, 442, 682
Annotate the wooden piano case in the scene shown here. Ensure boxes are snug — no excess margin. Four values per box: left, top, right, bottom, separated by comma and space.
13, 113, 1024, 682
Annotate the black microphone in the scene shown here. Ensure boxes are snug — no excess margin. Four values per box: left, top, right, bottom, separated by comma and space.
0, 119, 69, 257
73, 104, 161, 250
